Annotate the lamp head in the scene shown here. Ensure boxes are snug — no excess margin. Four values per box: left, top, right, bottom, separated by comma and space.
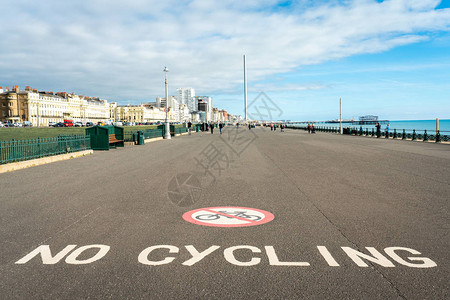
163, 66, 169, 72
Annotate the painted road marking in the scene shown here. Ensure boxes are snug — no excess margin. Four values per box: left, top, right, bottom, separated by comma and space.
16, 244, 437, 268
182, 206, 275, 227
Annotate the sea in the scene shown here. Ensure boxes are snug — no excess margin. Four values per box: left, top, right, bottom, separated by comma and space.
292, 119, 450, 134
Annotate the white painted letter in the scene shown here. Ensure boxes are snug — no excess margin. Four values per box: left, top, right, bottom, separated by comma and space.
65, 245, 110, 264
384, 247, 437, 268
265, 246, 310, 266
138, 245, 179, 266
342, 247, 395, 267
15, 245, 77, 264
182, 245, 220, 266
317, 246, 340, 267
224, 246, 261, 266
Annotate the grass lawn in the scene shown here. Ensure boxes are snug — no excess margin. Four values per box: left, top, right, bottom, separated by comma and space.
0, 125, 160, 141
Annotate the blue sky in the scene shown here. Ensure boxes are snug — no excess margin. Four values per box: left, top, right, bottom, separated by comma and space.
234, 31, 450, 121
1, 0, 449, 121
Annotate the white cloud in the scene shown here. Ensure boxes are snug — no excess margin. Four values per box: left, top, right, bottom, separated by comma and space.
0, 0, 449, 105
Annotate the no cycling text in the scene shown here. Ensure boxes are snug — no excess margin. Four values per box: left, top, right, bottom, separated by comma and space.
16, 244, 437, 268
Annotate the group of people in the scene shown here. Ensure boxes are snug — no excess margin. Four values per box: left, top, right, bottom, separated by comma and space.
187, 121, 225, 135
307, 123, 315, 134
269, 123, 285, 132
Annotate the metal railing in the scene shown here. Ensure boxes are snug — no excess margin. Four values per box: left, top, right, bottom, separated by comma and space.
124, 128, 164, 142
124, 126, 188, 142
143, 128, 164, 139
287, 126, 450, 143
0, 135, 91, 164
173, 127, 187, 135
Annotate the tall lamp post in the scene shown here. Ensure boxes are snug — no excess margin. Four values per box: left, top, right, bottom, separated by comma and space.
339, 98, 343, 135
243, 55, 247, 121
164, 66, 171, 139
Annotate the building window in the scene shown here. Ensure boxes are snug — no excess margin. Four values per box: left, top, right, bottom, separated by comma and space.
9, 102, 13, 106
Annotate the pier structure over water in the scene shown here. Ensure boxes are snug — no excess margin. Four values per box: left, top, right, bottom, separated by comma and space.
289, 115, 389, 125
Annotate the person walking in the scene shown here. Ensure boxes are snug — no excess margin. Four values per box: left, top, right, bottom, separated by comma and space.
248, 123, 251, 130
210, 122, 214, 134
385, 123, 390, 139
219, 122, 223, 134
280, 123, 284, 132
311, 123, 315, 134
376, 122, 381, 138
188, 121, 192, 135
270, 123, 273, 131
307, 123, 311, 134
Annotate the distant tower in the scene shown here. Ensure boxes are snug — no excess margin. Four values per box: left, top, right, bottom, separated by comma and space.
244, 55, 247, 121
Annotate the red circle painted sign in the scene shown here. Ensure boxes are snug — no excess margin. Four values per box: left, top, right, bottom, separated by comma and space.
182, 206, 274, 227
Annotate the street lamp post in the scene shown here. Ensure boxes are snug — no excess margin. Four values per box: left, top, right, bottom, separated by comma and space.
340, 98, 343, 135
164, 66, 171, 139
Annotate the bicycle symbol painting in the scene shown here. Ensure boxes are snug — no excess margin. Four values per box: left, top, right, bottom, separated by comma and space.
194, 211, 262, 221
183, 206, 274, 227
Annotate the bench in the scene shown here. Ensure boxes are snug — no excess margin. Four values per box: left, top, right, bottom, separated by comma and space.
108, 134, 123, 146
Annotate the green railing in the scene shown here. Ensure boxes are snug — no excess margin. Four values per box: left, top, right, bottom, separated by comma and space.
0, 135, 91, 165
173, 126, 187, 135
286, 126, 450, 143
125, 125, 189, 142
124, 127, 165, 142
143, 128, 164, 139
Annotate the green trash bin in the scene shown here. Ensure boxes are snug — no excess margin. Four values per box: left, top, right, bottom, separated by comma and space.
137, 131, 145, 145
132, 132, 138, 144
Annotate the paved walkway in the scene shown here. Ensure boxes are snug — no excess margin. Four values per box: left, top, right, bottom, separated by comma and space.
1, 128, 449, 299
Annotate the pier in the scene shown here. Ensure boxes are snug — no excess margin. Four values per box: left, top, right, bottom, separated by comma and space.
290, 119, 390, 125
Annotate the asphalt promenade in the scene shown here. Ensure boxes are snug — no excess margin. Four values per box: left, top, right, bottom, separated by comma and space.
0, 127, 449, 299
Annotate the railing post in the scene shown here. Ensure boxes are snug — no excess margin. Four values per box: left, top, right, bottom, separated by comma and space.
12, 139, 16, 162
423, 130, 428, 142
402, 129, 406, 140
37, 137, 41, 157
8, 140, 11, 163
436, 130, 441, 143
393, 129, 396, 139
